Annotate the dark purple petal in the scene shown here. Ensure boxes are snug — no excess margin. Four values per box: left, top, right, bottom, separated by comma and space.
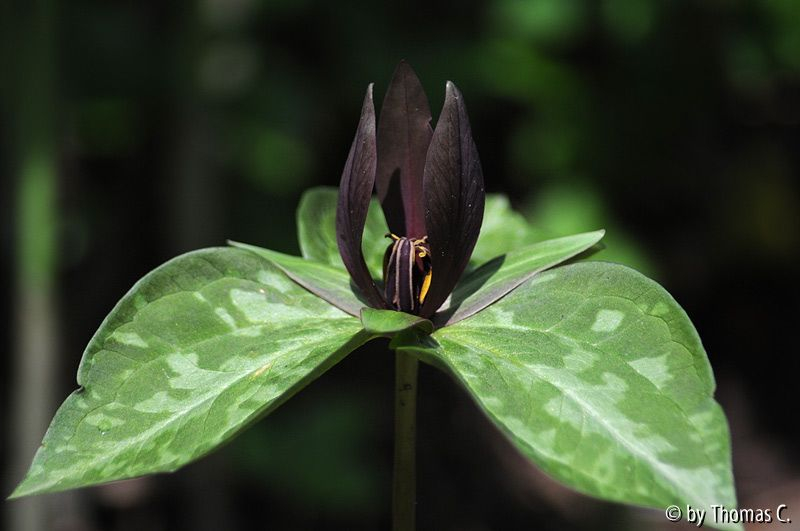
336, 84, 386, 309
419, 81, 485, 318
376, 60, 433, 239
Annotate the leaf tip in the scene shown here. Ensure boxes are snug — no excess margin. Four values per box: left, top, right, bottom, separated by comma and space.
7, 478, 35, 500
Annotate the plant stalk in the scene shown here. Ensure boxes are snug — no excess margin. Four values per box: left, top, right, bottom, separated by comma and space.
392, 351, 418, 531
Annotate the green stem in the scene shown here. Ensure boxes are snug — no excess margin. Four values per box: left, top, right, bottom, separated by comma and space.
392, 351, 418, 531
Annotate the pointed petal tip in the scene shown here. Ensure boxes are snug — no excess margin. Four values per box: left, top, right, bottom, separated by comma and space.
394, 59, 413, 72
390, 60, 424, 87
360, 83, 375, 113
443, 81, 466, 109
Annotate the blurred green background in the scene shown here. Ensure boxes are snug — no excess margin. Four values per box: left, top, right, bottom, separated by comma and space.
2, 0, 799, 529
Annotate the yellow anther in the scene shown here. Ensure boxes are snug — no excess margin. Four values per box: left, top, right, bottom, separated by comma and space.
419, 269, 432, 304
385, 233, 401, 241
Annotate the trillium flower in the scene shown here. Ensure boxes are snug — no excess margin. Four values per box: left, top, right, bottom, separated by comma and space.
336, 61, 485, 318
13, 55, 733, 531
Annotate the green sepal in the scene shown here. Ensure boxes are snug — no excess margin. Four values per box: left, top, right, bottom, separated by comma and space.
437, 230, 605, 325
360, 308, 434, 336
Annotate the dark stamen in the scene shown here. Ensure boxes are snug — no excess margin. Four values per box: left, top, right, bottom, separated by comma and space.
383, 234, 432, 314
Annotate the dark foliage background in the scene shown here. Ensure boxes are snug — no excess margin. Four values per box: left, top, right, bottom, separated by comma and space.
2, 0, 799, 530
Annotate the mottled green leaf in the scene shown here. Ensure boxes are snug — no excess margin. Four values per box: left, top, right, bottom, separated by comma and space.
437, 230, 605, 325
470, 194, 536, 265
230, 241, 367, 317
296, 187, 388, 279
399, 262, 738, 530
11, 248, 368, 498
360, 308, 433, 336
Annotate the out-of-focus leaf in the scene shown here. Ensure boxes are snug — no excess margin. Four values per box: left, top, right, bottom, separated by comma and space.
240, 128, 313, 195
296, 186, 388, 280
11, 248, 367, 498
398, 262, 739, 531
525, 183, 656, 276
438, 230, 605, 325
230, 241, 366, 317
601, 0, 655, 44
470, 194, 536, 266
491, 0, 587, 46
360, 308, 433, 336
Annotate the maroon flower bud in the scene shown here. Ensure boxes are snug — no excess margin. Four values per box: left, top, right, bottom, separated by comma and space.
336, 62, 485, 318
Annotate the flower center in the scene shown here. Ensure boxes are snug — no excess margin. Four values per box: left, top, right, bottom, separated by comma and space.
383, 234, 433, 314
